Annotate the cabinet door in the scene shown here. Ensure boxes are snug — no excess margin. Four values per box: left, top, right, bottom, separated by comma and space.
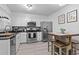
16, 33, 21, 52
37, 32, 42, 41
39, 32, 42, 41
36, 21, 40, 26
20, 33, 27, 43
16, 33, 21, 44
16, 32, 26, 45
0, 40, 10, 55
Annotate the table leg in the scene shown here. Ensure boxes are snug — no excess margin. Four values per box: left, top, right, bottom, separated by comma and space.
51, 41, 54, 55
48, 41, 49, 52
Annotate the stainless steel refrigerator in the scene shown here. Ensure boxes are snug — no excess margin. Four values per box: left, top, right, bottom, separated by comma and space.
40, 21, 53, 42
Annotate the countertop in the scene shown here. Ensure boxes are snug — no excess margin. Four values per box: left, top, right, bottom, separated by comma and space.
0, 30, 41, 40
48, 32, 79, 36
0, 32, 16, 40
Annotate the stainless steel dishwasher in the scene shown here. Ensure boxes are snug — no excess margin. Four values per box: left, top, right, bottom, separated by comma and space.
10, 35, 16, 55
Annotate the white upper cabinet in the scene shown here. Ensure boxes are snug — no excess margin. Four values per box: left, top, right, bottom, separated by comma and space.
36, 21, 40, 26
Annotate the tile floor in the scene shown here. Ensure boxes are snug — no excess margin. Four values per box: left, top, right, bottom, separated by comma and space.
16, 42, 51, 55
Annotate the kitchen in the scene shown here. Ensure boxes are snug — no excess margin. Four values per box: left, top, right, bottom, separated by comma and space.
0, 4, 79, 55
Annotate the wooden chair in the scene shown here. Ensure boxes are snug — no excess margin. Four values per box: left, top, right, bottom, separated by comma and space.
53, 36, 72, 55
72, 39, 79, 55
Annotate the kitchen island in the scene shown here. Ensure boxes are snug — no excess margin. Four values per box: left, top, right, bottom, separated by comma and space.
0, 32, 16, 55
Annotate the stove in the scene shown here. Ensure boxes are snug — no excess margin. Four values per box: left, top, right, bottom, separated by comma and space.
26, 22, 39, 43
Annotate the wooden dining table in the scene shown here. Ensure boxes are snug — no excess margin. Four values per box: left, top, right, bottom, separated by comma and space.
48, 32, 79, 55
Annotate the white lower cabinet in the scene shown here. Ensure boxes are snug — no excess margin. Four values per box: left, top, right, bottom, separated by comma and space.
20, 32, 27, 43
0, 40, 10, 55
16, 33, 21, 52
16, 32, 26, 52
37, 32, 42, 41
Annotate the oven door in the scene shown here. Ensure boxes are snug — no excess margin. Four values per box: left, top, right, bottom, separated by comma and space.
28, 32, 37, 39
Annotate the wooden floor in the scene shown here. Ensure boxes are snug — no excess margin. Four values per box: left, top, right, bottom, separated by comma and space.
16, 42, 51, 55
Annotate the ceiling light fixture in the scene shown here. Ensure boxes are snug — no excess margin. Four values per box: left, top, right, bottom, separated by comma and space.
24, 4, 32, 10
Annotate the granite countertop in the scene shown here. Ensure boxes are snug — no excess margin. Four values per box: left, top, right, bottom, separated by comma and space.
0, 32, 16, 40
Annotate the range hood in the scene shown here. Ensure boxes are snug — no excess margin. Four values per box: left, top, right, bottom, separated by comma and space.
27, 22, 36, 27
26, 22, 41, 32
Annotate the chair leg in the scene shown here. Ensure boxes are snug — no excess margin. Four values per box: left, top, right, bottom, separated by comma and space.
51, 42, 53, 54
59, 48, 62, 55
48, 41, 49, 52
51, 41, 54, 55
74, 46, 77, 55
51, 42, 53, 55
73, 48, 76, 55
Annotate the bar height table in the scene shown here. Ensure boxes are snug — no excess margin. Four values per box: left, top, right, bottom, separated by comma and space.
48, 32, 79, 55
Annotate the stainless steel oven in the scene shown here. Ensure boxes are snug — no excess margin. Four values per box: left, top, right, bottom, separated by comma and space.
27, 32, 37, 43
26, 22, 39, 43
28, 32, 37, 38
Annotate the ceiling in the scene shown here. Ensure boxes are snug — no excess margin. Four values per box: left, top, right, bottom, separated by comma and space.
7, 4, 67, 16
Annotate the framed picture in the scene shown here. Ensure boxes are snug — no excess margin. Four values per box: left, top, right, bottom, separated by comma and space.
58, 14, 65, 24
67, 10, 77, 23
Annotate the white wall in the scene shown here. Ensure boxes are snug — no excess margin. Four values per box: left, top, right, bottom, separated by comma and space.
0, 4, 11, 31
0, 4, 11, 19
0, 4, 11, 15
49, 4, 79, 33
11, 12, 51, 26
